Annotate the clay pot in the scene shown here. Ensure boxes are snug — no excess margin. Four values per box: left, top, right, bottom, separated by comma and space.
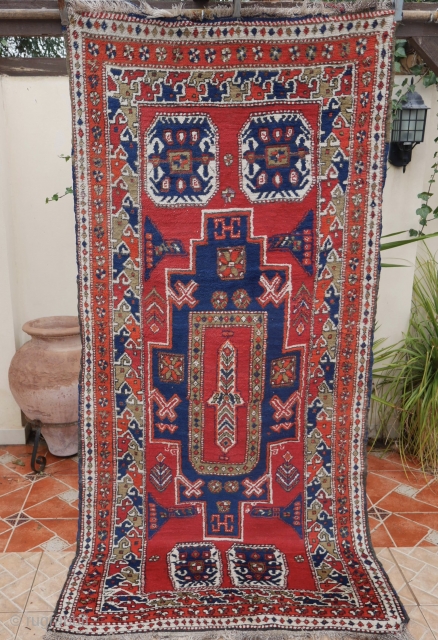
8, 316, 81, 457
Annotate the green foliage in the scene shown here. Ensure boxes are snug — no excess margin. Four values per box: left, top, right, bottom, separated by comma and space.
392, 75, 417, 115
392, 41, 438, 120
0, 36, 65, 58
372, 250, 438, 473
45, 187, 73, 204
45, 156, 73, 204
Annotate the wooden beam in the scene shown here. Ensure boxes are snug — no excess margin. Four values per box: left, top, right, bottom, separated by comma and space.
0, 57, 67, 75
396, 21, 438, 36
0, 0, 61, 35
409, 35, 438, 75
0, 20, 62, 35
404, 2, 438, 9
0, 0, 59, 7
0, 8, 60, 18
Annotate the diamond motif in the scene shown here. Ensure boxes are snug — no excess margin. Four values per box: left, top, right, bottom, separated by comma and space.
149, 454, 173, 492
276, 453, 300, 492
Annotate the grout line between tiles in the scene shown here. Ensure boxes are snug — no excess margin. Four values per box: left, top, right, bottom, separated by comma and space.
22, 491, 79, 516
381, 521, 397, 547
13, 610, 24, 640
22, 552, 44, 612
371, 472, 438, 511
10, 551, 44, 640
418, 606, 438, 640
4, 481, 37, 553
373, 486, 438, 514
369, 451, 434, 475
389, 548, 420, 606
372, 488, 401, 509
368, 500, 398, 546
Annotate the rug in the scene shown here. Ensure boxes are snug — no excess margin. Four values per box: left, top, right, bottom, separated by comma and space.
47, 2, 408, 638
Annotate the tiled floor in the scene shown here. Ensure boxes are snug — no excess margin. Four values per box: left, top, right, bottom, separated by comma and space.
0, 442, 436, 638
367, 449, 438, 548
0, 444, 78, 554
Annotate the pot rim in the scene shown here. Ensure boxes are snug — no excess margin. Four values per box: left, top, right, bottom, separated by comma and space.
23, 316, 80, 338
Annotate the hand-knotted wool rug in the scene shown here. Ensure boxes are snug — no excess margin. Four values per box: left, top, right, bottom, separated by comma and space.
47, 1, 409, 638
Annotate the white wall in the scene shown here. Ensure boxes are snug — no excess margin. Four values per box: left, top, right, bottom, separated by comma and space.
377, 79, 438, 347
0, 76, 78, 443
0, 74, 436, 443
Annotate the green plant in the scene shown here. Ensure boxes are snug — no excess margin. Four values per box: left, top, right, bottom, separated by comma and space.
45, 155, 73, 204
372, 248, 438, 473
0, 36, 65, 58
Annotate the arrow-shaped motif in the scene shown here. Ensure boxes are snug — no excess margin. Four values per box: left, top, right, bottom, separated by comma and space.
208, 341, 244, 454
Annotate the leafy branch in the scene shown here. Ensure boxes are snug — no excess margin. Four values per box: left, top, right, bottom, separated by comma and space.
45, 155, 73, 204
45, 187, 73, 204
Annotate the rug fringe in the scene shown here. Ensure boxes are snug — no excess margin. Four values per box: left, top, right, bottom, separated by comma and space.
44, 626, 414, 640
66, 0, 393, 18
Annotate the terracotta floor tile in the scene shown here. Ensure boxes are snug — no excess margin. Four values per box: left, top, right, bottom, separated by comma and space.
0, 531, 11, 553
23, 477, 71, 511
3, 453, 41, 477
366, 472, 399, 504
417, 540, 438, 548
54, 475, 78, 491
366, 455, 406, 473
384, 514, 430, 546
6, 521, 53, 552
371, 523, 394, 547
399, 513, 438, 530
0, 521, 11, 536
45, 459, 79, 476
377, 491, 438, 513
416, 484, 438, 509
374, 469, 435, 490
0, 475, 30, 498
383, 451, 422, 468
368, 515, 380, 532
2, 445, 35, 457
0, 486, 31, 519
40, 450, 63, 467
24, 497, 79, 520
41, 520, 78, 545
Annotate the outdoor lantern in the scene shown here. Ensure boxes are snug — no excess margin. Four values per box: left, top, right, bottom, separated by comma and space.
389, 83, 429, 172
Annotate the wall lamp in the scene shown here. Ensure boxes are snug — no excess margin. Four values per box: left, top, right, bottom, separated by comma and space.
388, 85, 429, 173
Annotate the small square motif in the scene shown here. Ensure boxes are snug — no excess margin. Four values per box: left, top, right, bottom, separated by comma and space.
217, 246, 246, 280
265, 145, 290, 168
270, 356, 296, 387
158, 353, 185, 383
168, 150, 192, 174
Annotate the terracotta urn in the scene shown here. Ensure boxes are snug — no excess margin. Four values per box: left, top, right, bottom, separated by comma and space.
8, 316, 81, 456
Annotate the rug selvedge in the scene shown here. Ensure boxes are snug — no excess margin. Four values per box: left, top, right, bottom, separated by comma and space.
47, 7, 408, 638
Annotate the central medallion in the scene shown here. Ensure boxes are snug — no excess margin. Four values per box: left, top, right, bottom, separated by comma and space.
188, 311, 267, 476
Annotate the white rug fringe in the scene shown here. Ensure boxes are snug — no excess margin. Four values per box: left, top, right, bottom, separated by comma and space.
66, 0, 393, 18
44, 626, 414, 640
